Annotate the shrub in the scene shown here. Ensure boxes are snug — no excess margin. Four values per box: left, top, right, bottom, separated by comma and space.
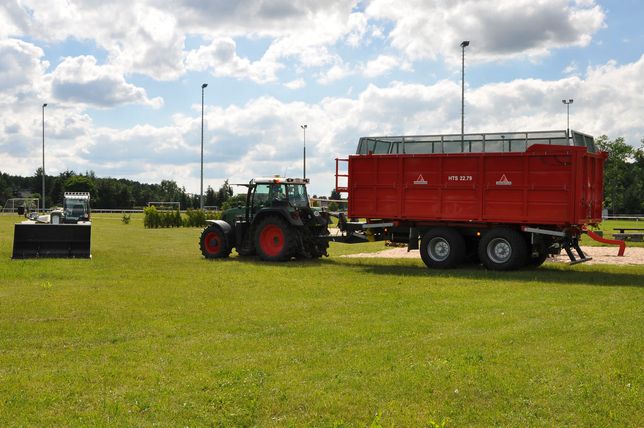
143, 206, 160, 228
184, 209, 206, 227
122, 213, 131, 224
144, 208, 221, 229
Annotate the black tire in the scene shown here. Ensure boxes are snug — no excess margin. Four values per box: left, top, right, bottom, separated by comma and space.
525, 235, 550, 268
479, 227, 528, 271
526, 251, 548, 268
419, 228, 466, 269
200, 225, 231, 259
236, 245, 256, 257
254, 216, 297, 261
464, 235, 481, 265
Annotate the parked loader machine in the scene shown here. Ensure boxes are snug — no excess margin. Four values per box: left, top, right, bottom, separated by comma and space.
199, 177, 330, 261
12, 192, 92, 259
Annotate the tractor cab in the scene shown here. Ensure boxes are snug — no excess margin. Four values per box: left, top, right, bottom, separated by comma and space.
249, 178, 310, 213
62, 192, 91, 223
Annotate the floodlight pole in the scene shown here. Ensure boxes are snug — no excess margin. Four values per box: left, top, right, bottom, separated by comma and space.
42, 103, 47, 212
301, 124, 307, 179
562, 99, 573, 136
200, 83, 208, 210
460, 41, 470, 152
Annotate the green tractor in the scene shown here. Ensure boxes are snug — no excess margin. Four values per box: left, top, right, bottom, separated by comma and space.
199, 177, 330, 261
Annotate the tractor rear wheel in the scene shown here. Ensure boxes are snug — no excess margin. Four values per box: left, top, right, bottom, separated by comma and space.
420, 227, 466, 269
200, 225, 231, 259
479, 227, 527, 270
254, 216, 297, 261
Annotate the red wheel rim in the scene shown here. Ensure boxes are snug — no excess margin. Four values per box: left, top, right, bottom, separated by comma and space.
204, 231, 222, 254
259, 224, 284, 257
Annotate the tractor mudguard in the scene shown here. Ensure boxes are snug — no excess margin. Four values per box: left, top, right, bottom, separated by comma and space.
205, 220, 233, 246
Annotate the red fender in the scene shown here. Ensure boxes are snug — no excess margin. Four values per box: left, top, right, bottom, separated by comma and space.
583, 227, 626, 257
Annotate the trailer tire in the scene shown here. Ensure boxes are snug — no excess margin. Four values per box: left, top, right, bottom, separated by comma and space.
200, 225, 231, 259
420, 228, 466, 269
479, 228, 527, 271
255, 216, 297, 261
527, 251, 548, 268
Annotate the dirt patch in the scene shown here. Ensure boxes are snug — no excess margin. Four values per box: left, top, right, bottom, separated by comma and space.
341, 246, 644, 265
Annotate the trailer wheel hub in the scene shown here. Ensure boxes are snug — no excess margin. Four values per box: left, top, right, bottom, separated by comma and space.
487, 238, 511, 263
428, 237, 450, 262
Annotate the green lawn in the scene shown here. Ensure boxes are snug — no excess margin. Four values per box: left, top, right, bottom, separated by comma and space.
0, 214, 642, 426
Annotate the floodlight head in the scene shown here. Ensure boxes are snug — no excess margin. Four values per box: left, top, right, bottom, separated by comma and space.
43, 103, 47, 107
461, 40, 470, 48
201, 83, 208, 89
301, 124, 307, 130
569, 99, 573, 103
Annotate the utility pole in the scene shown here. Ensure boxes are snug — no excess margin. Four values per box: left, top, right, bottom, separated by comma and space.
460, 41, 470, 152
42, 103, 47, 211
301, 124, 307, 179
562, 99, 573, 136
200, 83, 208, 210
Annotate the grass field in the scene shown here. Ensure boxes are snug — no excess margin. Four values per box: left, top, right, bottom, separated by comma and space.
0, 214, 642, 426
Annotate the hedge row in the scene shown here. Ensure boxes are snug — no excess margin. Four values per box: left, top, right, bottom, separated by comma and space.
143, 206, 220, 228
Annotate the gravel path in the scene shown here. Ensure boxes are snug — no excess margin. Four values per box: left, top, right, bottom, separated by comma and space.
341, 246, 644, 265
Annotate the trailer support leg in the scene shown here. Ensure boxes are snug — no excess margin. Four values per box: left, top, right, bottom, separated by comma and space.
562, 236, 592, 265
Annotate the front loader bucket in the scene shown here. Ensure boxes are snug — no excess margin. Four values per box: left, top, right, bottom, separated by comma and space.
12, 222, 92, 259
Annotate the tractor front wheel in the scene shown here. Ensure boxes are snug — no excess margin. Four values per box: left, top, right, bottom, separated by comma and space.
254, 216, 297, 261
200, 225, 231, 259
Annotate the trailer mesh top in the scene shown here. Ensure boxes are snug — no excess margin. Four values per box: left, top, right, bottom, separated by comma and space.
356, 129, 596, 155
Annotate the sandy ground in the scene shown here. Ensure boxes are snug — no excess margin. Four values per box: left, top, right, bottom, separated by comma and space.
342, 245, 644, 265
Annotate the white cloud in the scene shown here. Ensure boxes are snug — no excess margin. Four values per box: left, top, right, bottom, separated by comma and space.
363, 55, 412, 78
185, 38, 282, 83
366, 0, 606, 63
284, 78, 306, 89
0, 38, 49, 99
563, 61, 579, 75
317, 63, 354, 84
1, 0, 607, 87
51, 56, 163, 108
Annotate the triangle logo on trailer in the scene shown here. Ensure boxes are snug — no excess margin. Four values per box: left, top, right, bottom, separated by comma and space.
413, 174, 428, 185
496, 174, 512, 186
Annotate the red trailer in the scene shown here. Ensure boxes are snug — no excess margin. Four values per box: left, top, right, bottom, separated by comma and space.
333, 130, 607, 270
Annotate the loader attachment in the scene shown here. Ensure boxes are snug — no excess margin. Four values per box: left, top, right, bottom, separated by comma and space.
12, 222, 92, 259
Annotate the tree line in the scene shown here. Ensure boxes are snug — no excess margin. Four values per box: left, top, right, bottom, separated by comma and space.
596, 136, 644, 214
0, 169, 234, 210
1, 136, 642, 213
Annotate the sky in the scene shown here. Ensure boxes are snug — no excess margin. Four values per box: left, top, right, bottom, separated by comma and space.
1, 0, 643, 197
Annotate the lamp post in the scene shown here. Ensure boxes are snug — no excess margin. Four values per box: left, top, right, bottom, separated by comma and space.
42, 103, 47, 212
301, 124, 307, 179
460, 40, 470, 152
562, 98, 573, 136
200, 83, 208, 210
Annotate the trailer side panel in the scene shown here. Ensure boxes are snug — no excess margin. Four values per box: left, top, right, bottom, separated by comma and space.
347, 144, 605, 227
